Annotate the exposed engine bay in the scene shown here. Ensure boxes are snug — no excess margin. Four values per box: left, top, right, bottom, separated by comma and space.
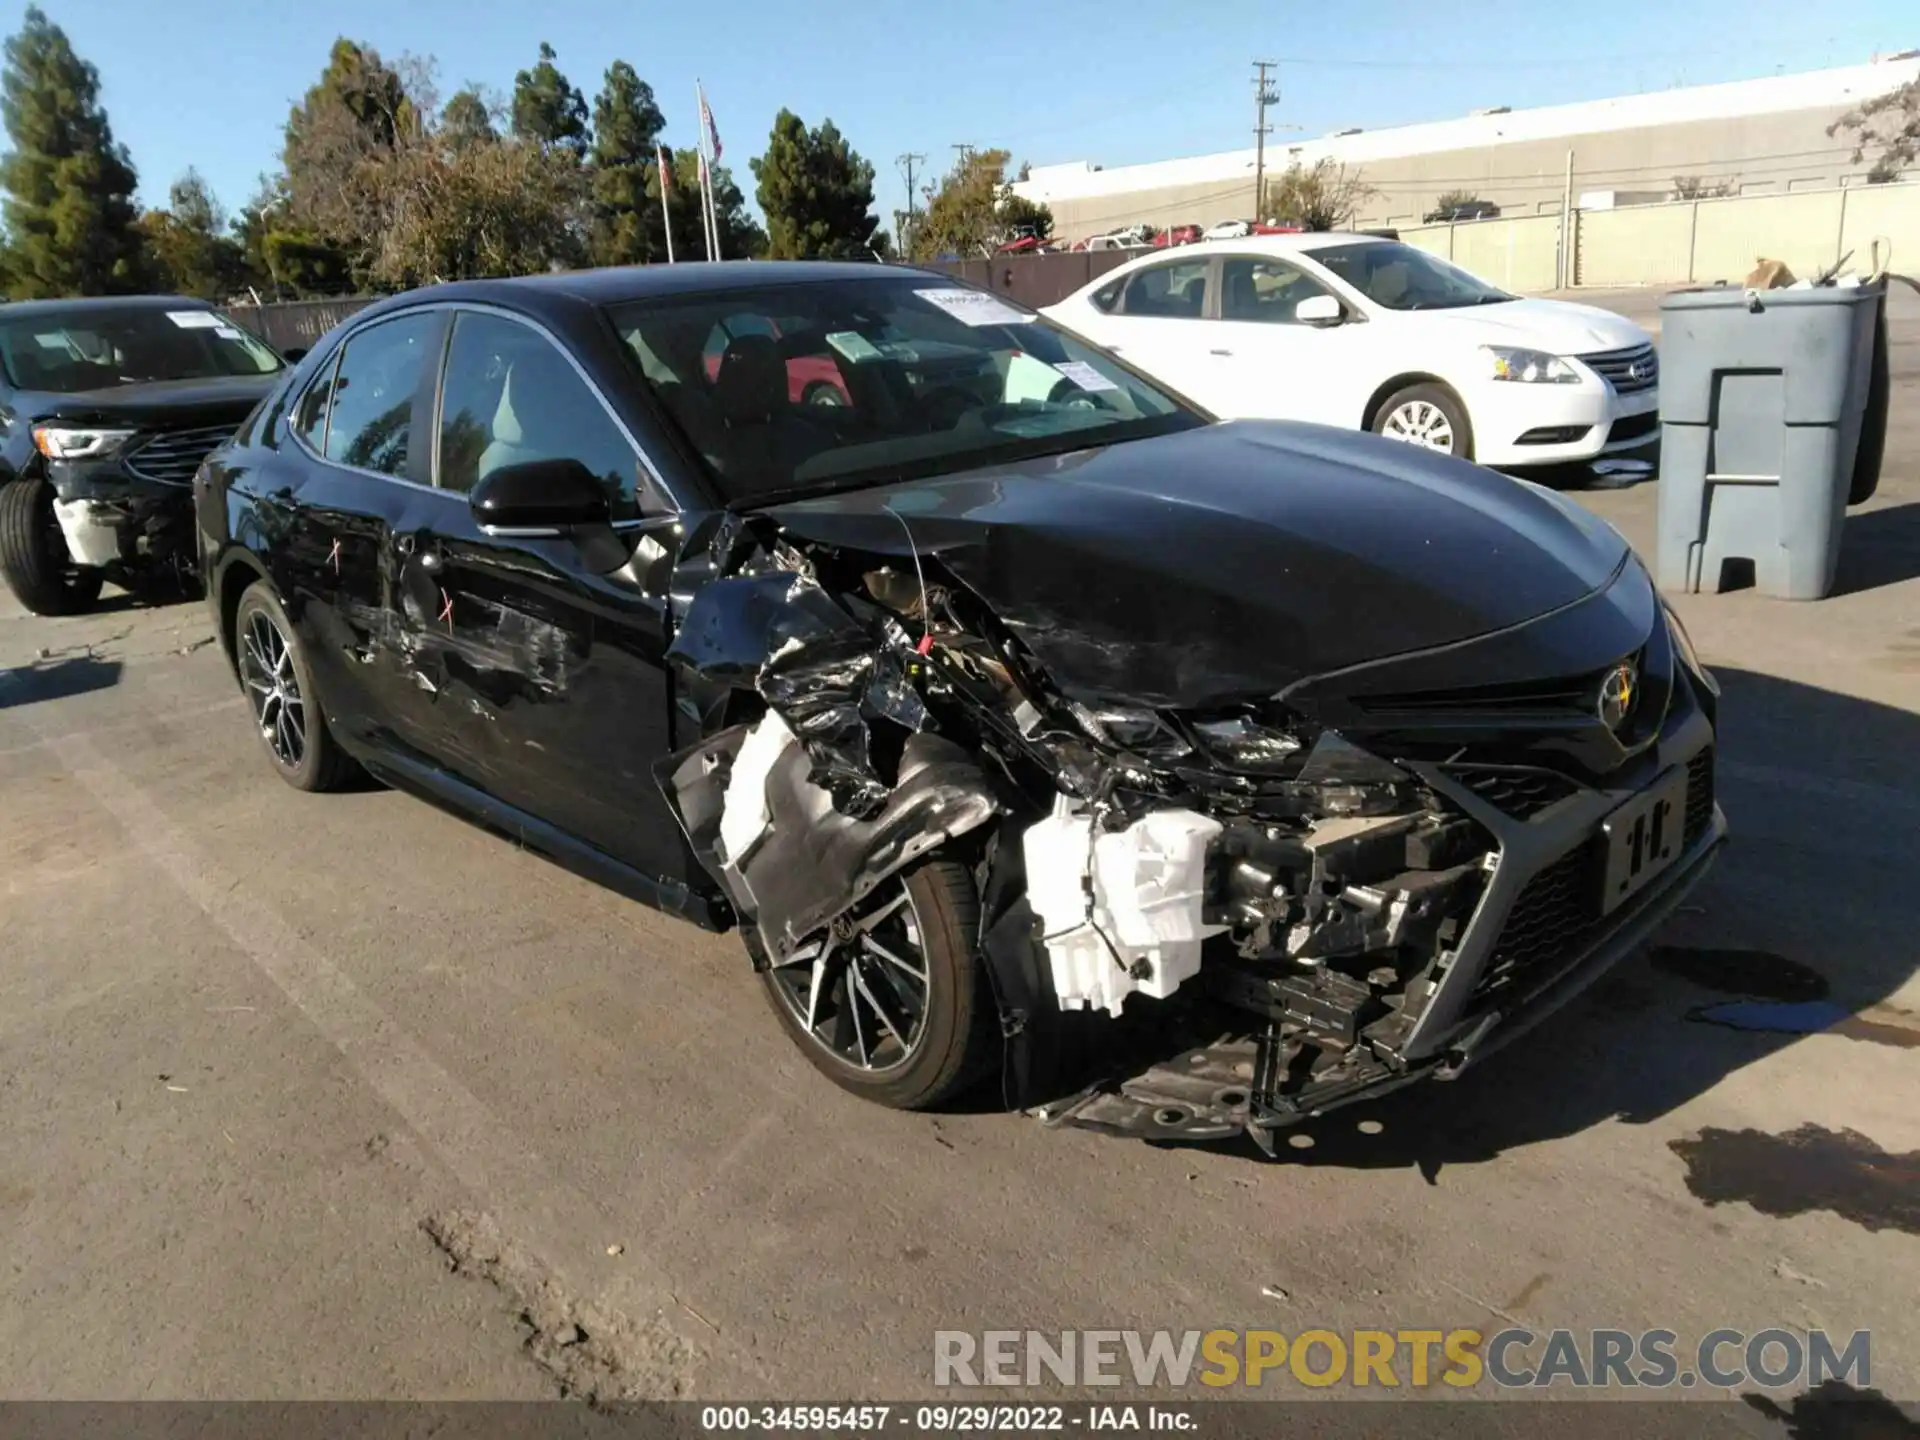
650, 500, 1720, 1153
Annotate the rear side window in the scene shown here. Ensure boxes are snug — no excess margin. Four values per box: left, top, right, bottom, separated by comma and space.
435, 310, 643, 521
322, 313, 440, 477
1120, 260, 1209, 318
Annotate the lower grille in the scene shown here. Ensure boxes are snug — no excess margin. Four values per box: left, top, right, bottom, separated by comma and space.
1472, 746, 1715, 1009
124, 423, 239, 485
1607, 410, 1660, 444
1684, 747, 1715, 847
1448, 766, 1579, 819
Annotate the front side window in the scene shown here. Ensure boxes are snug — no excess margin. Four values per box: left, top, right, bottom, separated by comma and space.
610, 277, 1201, 505
1119, 260, 1209, 318
1308, 242, 1513, 311
0, 306, 283, 393
436, 310, 642, 521
322, 312, 440, 477
1219, 257, 1334, 324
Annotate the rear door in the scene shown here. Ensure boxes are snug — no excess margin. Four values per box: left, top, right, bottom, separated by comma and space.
414, 306, 687, 882
1074, 256, 1220, 403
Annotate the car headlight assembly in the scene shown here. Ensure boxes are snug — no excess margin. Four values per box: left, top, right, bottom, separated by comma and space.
1664, 601, 1718, 696
1485, 346, 1580, 384
32, 425, 137, 460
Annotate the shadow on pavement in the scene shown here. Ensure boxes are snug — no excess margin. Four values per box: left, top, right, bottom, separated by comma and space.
1834, 501, 1920, 598
0, 652, 123, 707
1095, 667, 1920, 1185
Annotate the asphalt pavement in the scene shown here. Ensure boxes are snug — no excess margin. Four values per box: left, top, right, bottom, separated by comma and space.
0, 288, 1916, 1415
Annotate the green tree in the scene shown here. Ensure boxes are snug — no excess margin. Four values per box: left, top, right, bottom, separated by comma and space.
998, 190, 1052, 242
442, 86, 496, 150
0, 5, 145, 295
139, 169, 251, 297
588, 61, 666, 266
659, 147, 764, 260
1263, 159, 1374, 230
750, 109, 881, 259
912, 147, 1010, 259
1830, 76, 1916, 181
511, 42, 588, 156
281, 38, 419, 284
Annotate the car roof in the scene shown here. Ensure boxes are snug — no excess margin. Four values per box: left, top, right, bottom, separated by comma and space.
1190, 232, 1389, 255
0, 294, 216, 318
390, 261, 947, 316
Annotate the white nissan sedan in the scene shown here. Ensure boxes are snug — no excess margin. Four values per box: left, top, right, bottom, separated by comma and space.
1046, 234, 1659, 467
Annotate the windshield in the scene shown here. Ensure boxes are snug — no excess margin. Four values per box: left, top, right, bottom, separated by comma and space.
0, 306, 284, 393
1309, 242, 1514, 311
610, 276, 1203, 504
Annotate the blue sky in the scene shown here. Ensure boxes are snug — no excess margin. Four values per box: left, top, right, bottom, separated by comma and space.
18, 0, 1917, 227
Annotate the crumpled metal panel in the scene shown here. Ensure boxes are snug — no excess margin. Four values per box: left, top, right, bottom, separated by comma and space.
666, 571, 925, 819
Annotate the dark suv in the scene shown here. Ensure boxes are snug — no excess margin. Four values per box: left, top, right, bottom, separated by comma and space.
0, 296, 286, 615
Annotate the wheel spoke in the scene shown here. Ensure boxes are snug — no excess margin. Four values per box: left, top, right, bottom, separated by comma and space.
861, 933, 926, 984
847, 977, 871, 1067
853, 890, 909, 934
853, 963, 911, 1050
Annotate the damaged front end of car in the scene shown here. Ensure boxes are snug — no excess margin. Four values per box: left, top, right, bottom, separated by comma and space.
656, 505, 1726, 1152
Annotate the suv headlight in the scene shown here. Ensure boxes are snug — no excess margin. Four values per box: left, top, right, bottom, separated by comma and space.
32, 425, 137, 460
1485, 346, 1579, 384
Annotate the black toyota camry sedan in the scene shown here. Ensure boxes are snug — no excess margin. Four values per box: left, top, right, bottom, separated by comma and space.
195, 261, 1725, 1150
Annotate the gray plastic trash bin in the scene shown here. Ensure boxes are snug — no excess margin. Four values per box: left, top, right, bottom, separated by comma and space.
1656, 280, 1887, 600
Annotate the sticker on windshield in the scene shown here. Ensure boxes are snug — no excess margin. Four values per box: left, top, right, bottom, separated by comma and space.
167, 310, 223, 328
913, 288, 1035, 327
825, 331, 883, 363
1051, 360, 1119, 393
213, 325, 245, 340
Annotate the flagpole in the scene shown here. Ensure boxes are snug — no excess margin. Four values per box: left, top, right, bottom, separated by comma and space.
695, 81, 717, 262
658, 146, 676, 264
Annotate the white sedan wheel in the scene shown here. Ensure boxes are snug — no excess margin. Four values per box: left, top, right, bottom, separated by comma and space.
1381, 399, 1457, 453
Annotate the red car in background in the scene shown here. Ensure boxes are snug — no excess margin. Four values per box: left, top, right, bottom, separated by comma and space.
1152, 224, 1203, 247
702, 314, 851, 406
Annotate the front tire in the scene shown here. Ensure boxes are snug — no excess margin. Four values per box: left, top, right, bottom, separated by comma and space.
233, 580, 358, 793
759, 858, 995, 1110
0, 476, 105, 616
1372, 382, 1473, 459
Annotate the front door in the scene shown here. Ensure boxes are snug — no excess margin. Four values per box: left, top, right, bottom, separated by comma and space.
413, 307, 686, 883
1204, 254, 1368, 423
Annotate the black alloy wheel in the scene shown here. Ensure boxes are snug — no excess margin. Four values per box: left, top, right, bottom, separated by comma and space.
232, 580, 358, 792
759, 858, 994, 1110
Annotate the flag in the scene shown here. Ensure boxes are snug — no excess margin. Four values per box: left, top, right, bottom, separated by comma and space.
657, 145, 671, 196
699, 86, 722, 162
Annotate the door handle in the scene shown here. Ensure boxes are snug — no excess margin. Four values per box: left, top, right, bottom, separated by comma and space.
1209, 348, 1233, 357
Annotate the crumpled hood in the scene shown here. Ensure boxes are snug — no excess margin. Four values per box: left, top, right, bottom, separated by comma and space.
1402, 297, 1651, 355
767, 420, 1632, 709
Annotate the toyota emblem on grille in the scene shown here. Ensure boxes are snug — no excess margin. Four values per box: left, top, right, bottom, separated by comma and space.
1597, 661, 1638, 732
1626, 360, 1645, 380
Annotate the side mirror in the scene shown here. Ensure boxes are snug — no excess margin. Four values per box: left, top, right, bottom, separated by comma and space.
469, 458, 611, 535
1295, 294, 1345, 327
282, 346, 310, 363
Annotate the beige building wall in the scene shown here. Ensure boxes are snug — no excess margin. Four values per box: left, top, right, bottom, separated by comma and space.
1392, 178, 1920, 289
1040, 105, 1885, 243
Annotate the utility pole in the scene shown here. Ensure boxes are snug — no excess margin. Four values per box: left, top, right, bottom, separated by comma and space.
897, 151, 926, 253
1252, 60, 1278, 223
